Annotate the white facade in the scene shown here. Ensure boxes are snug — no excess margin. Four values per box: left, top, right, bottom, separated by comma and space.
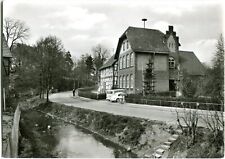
99, 67, 114, 93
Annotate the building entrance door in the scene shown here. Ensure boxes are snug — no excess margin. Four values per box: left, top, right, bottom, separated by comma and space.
169, 80, 176, 91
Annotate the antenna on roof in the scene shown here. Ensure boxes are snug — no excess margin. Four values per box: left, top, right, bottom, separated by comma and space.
142, 18, 147, 28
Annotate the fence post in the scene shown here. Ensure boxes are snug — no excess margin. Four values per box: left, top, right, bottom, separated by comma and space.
196, 102, 199, 110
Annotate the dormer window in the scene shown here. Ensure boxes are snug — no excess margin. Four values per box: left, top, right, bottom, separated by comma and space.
169, 57, 175, 69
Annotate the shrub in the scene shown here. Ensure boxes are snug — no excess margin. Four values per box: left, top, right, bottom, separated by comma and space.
78, 88, 106, 100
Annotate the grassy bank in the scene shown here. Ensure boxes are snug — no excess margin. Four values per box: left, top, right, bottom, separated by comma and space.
168, 128, 224, 158
19, 99, 224, 158
33, 102, 175, 157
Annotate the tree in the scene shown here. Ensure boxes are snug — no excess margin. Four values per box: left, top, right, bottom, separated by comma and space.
92, 44, 110, 81
182, 71, 198, 98
143, 59, 155, 95
35, 36, 65, 102
85, 55, 94, 80
11, 44, 39, 94
4, 17, 30, 51
204, 35, 224, 100
176, 108, 199, 146
201, 110, 224, 140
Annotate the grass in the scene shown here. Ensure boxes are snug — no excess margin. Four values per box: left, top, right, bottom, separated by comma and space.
168, 128, 224, 158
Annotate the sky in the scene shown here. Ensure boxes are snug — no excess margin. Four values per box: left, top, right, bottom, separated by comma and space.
3, 0, 224, 65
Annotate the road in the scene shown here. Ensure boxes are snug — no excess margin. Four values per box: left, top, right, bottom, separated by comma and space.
49, 91, 223, 127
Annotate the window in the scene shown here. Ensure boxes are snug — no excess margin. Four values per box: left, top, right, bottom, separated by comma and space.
119, 57, 122, 69
126, 75, 129, 88
123, 75, 126, 88
124, 76, 127, 88
122, 42, 125, 51
114, 76, 117, 85
123, 56, 126, 69
126, 40, 129, 49
169, 57, 175, 69
130, 74, 133, 88
119, 76, 122, 88
130, 53, 134, 66
126, 54, 129, 67
114, 63, 118, 71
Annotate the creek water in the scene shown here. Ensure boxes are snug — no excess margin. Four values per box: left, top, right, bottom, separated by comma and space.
53, 124, 136, 158
19, 110, 136, 158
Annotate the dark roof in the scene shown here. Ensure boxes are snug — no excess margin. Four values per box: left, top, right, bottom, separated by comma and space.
3, 35, 12, 58
99, 55, 117, 70
115, 26, 169, 58
179, 51, 205, 76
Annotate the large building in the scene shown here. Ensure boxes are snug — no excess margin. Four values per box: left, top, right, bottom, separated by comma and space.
99, 26, 205, 94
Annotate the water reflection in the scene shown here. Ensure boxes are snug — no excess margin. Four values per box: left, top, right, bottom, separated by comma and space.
54, 125, 114, 158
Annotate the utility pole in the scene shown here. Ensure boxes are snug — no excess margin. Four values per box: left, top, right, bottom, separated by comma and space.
142, 18, 147, 28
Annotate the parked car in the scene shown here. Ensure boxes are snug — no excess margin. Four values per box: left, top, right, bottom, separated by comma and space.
106, 89, 126, 101
109, 92, 126, 102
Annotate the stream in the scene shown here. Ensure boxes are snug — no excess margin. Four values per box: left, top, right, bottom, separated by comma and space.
19, 110, 136, 158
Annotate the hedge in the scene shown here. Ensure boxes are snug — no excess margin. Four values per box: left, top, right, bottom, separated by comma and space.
125, 94, 224, 111
78, 87, 106, 100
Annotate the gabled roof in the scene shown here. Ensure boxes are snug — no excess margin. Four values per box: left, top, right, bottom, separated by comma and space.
2, 35, 12, 58
179, 51, 205, 76
115, 26, 169, 58
99, 55, 117, 70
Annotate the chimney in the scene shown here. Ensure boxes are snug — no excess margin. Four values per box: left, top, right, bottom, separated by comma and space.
169, 25, 173, 32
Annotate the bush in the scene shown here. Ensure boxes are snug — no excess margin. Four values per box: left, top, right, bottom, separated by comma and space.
78, 87, 106, 100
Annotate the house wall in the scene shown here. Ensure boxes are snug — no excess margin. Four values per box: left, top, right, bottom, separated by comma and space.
117, 49, 135, 94
167, 35, 177, 53
99, 67, 114, 93
135, 52, 169, 93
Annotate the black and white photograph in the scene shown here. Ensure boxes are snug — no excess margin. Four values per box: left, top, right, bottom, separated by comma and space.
1, 0, 224, 158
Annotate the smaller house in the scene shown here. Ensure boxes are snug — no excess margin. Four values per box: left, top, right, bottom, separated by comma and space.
2, 35, 12, 109
99, 55, 118, 93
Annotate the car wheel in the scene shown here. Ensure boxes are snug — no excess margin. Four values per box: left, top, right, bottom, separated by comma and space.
116, 98, 120, 103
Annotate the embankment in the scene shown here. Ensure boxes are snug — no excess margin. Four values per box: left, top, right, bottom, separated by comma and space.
29, 102, 175, 157
2, 97, 46, 157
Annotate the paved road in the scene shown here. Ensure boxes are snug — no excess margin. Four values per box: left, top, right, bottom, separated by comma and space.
49, 91, 223, 127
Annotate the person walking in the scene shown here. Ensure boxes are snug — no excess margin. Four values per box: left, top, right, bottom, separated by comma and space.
72, 89, 75, 96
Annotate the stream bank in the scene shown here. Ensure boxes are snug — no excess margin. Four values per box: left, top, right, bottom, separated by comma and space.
19, 101, 176, 157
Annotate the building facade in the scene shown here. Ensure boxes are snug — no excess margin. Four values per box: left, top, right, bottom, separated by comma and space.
99, 25, 205, 94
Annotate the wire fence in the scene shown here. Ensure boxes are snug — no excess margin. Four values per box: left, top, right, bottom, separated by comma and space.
4, 106, 21, 157
125, 98, 224, 111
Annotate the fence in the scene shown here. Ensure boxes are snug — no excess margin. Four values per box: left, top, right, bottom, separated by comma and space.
4, 105, 21, 157
125, 98, 224, 111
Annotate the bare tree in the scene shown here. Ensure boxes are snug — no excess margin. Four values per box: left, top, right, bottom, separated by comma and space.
92, 44, 110, 70
201, 110, 224, 139
175, 107, 199, 146
92, 44, 110, 82
4, 17, 30, 51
